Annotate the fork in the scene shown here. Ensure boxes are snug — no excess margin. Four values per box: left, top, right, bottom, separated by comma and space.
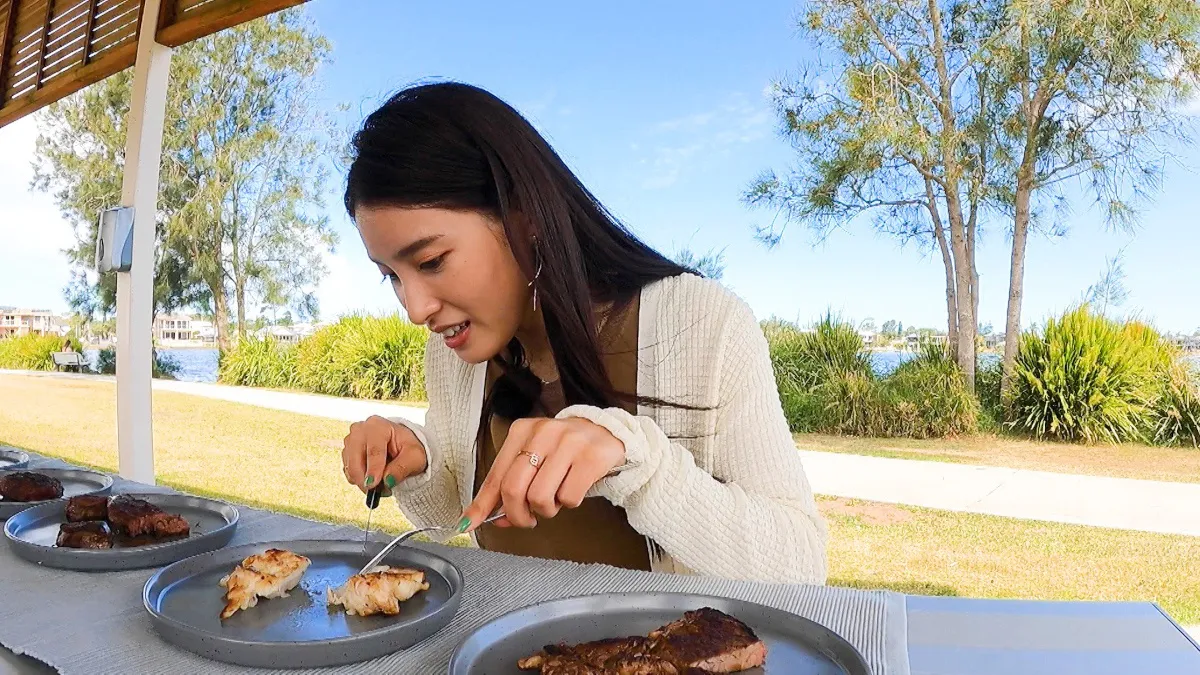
357, 510, 506, 575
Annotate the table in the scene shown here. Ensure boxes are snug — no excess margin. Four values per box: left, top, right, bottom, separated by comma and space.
4, 597, 1197, 674
904, 595, 1200, 674
3, 455, 1198, 674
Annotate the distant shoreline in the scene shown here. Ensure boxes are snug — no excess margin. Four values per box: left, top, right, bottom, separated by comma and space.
83, 343, 217, 351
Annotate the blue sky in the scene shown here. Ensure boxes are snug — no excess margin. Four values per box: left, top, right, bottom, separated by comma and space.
1, 0, 1198, 333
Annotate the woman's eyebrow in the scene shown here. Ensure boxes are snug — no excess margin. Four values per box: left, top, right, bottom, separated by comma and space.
369, 235, 444, 265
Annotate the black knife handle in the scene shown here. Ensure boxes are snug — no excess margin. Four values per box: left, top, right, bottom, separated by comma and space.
365, 485, 382, 510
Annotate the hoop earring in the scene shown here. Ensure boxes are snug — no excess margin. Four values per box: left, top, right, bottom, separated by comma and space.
528, 258, 543, 311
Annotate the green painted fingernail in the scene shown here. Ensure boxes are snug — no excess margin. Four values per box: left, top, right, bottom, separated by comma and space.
385, 475, 396, 488
456, 517, 471, 533
365, 475, 375, 486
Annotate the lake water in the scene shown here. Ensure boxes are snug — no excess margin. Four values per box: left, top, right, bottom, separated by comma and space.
82, 348, 1196, 385
83, 348, 220, 383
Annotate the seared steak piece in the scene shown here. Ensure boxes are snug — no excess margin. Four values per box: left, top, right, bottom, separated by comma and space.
0, 472, 64, 502
520, 608, 765, 674
521, 638, 668, 673
56, 521, 113, 549
107, 495, 190, 539
65, 495, 109, 522
549, 657, 683, 675
648, 608, 766, 673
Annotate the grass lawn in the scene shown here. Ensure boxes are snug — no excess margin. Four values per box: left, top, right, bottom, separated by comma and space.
798, 432, 1200, 484
0, 374, 414, 535
4, 374, 1198, 626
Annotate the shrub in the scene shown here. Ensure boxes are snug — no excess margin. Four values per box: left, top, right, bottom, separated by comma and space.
769, 313, 872, 393
975, 358, 1003, 420
817, 368, 886, 436
882, 342, 978, 438
97, 348, 116, 375
1008, 306, 1165, 444
768, 314, 873, 433
93, 346, 184, 379
218, 337, 294, 389
219, 314, 427, 401
1149, 363, 1200, 447
766, 317, 976, 438
153, 350, 181, 380
0, 334, 67, 370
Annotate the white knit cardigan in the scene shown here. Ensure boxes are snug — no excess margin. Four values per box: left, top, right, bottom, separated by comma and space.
389, 273, 829, 584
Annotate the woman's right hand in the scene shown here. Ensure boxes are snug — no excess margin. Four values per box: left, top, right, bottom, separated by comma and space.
341, 415, 428, 493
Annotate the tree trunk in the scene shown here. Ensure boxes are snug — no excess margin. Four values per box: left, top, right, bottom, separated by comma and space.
924, 179, 958, 349
1001, 176, 1033, 404
213, 289, 230, 352
235, 276, 247, 341
935, 223, 959, 348
944, 194, 976, 390
968, 197, 980, 375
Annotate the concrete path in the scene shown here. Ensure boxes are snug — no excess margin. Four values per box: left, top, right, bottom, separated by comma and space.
5, 371, 1200, 538
1, 370, 428, 424
153, 378, 429, 426
798, 450, 1200, 538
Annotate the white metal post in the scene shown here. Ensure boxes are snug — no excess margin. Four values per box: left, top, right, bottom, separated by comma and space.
115, 0, 172, 484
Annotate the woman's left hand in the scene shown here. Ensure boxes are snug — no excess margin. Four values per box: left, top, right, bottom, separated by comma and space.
458, 417, 626, 531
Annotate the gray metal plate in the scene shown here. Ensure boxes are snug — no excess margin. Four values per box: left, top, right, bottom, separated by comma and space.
4, 493, 239, 571
0, 468, 112, 520
449, 592, 871, 675
143, 539, 463, 669
0, 448, 29, 470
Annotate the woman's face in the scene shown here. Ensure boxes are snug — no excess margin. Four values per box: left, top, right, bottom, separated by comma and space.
355, 205, 531, 364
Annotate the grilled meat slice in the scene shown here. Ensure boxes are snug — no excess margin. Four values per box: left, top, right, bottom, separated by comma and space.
519, 638, 683, 674
519, 608, 764, 674
107, 495, 190, 539
533, 658, 606, 675
326, 565, 430, 617
647, 608, 766, 673
56, 521, 113, 549
547, 657, 682, 675
0, 472, 64, 502
520, 637, 655, 669
65, 495, 109, 522
219, 548, 311, 619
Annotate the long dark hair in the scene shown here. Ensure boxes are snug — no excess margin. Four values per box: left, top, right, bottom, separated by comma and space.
344, 81, 700, 419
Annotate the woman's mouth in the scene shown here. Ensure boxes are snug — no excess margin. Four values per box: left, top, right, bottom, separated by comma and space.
441, 321, 470, 350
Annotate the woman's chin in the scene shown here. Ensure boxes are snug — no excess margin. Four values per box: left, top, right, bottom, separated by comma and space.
449, 339, 500, 365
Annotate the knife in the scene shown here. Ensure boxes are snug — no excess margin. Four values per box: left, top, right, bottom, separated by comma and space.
363, 484, 383, 552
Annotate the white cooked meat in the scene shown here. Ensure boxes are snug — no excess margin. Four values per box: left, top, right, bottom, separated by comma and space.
326, 565, 429, 616
218, 548, 312, 620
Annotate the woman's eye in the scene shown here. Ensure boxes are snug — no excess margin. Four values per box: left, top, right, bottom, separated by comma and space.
418, 254, 446, 272
380, 271, 399, 284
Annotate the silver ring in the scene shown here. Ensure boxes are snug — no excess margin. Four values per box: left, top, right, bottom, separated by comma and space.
518, 451, 541, 467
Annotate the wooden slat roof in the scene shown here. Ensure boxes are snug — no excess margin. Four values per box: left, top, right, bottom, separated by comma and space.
0, 0, 307, 128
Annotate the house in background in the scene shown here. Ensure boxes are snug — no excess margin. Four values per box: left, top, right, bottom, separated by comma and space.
0, 307, 63, 338
905, 333, 949, 349
1169, 334, 1200, 352
252, 322, 324, 345
153, 314, 217, 345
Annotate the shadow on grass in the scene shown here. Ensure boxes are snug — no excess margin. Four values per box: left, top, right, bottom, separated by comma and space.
2, 442, 477, 548
830, 577, 960, 597
0, 439, 113, 474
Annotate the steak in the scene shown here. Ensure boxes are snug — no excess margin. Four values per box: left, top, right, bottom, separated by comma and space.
647, 608, 766, 673
107, 495, 190, 539
0, 472, 64, 502
65, 495, 109, 522
520, 608, 765, 674
56, 521, 113, 549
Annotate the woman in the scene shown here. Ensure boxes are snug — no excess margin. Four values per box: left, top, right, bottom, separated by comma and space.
340, 82, 827, 584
